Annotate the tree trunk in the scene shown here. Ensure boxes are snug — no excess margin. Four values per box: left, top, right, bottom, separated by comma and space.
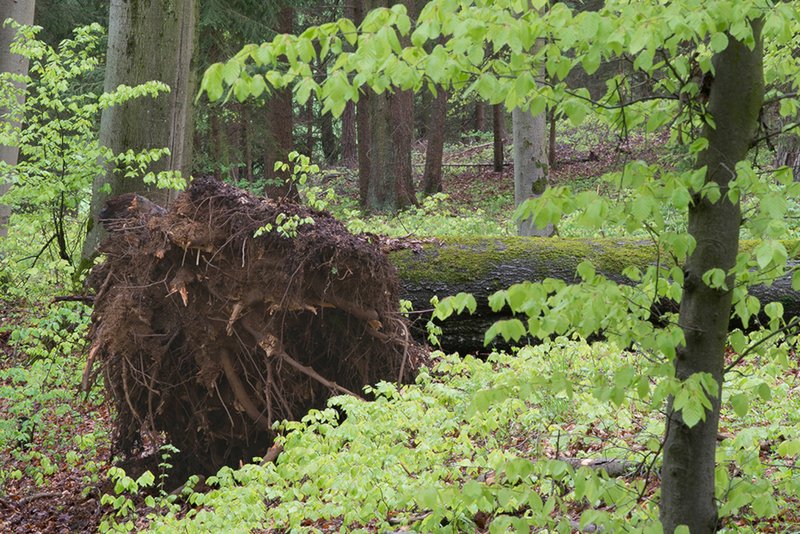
775, 133, 800, 181
242, 104, 253, 182
303, 97, 314, 157
548, 106, 557, 167
421, 87, 447, 195
513, 101, 552, 236
356, 93, 371, 205
388, 236, 795, 356
210, 106, 223, 180
492, 104, 504, 172
263, 3, 295, 200
0, 0, 35, 238
320, 104, 337, 163
660, 22, 764, 534
474, 101, 485, 132
362, 0, 415, 211
83, 0, 197, 259
339, 0, 357, 169
341, 102, 357, 167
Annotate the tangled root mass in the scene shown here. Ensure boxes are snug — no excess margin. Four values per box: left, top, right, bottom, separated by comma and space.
88, 178, 419, 473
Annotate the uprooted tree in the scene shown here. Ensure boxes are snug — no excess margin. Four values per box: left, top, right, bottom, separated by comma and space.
87, 178, 420, 473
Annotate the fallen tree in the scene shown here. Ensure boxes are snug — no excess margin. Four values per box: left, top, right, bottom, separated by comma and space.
387, 237, 800, 354
87, 178, 421, 474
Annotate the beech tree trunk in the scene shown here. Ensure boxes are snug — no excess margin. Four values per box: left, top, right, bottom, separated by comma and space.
421, 87, 447, 195
660, 23, 764, 534
0, 0, 35, 238
83, 0, 197, 259
513, 104, 551, 236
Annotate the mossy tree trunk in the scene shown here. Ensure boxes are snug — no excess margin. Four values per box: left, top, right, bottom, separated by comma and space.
84, 0, 197, 259
0, 0, 35, 238
660, 22, 764, 534
388, 236, 796, 355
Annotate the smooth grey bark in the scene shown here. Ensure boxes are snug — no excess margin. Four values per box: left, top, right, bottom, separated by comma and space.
513, 104, 553, 236
660, 22, 764, 534
0, 0, 35, 238
83, 0, 197, 260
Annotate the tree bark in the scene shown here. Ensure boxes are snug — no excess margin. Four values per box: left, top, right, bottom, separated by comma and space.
320, 103, 337, 163
263, 3, 295, 200
341, 101, 357, 167
362, 0, 415, 211
775, 132, 800, 181
421, 87, 447, 195
474, 101, 485, 132
660, 22, 764, 534
492, 104, 504, 172
388, 236, 795, 355
513, 46, 552, 238
0, 0, 35, 238
339, 0, 358, 169
548, 106, 557, 167
83, 0, 197, 259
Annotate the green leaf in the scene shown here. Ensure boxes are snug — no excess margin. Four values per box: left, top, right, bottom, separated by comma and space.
777, 439, 800, 456
730, 393, 748, 417
709, 32, 729, 53
221, 60, 241, 85
416, 487, 439, 509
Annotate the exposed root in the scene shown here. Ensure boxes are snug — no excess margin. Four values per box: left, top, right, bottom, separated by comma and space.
88, 179, 424, 473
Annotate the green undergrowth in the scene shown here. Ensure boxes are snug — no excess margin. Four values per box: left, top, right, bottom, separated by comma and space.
0, 301, 107, 493
102, 339, 798, 533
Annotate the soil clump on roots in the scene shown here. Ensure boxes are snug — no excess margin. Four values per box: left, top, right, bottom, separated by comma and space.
87, 177, 421, 474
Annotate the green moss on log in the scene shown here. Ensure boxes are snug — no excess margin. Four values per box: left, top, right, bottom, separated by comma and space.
390, 236, 660, 284
389, 237, 799, 285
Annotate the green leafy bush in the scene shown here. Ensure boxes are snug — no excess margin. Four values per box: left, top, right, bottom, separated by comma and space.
102, 339, 797, 532
0, 21, 182, 290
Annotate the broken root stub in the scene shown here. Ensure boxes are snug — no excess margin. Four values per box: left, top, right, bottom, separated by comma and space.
88, 178, 422, 473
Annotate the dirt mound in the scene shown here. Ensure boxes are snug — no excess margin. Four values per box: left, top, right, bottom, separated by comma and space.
87, 178, 420, 473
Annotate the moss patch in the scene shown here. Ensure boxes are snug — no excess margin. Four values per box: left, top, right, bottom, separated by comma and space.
389, 236, 661, 284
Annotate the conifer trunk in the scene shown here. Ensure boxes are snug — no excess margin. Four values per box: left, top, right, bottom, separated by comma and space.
421, 87, 447, 195
263, 3, 295, 199
492, 104, 504, 171
660, 22, 764, 534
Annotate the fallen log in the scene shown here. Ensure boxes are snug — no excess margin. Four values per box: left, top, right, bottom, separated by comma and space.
387, 237, 800, 354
